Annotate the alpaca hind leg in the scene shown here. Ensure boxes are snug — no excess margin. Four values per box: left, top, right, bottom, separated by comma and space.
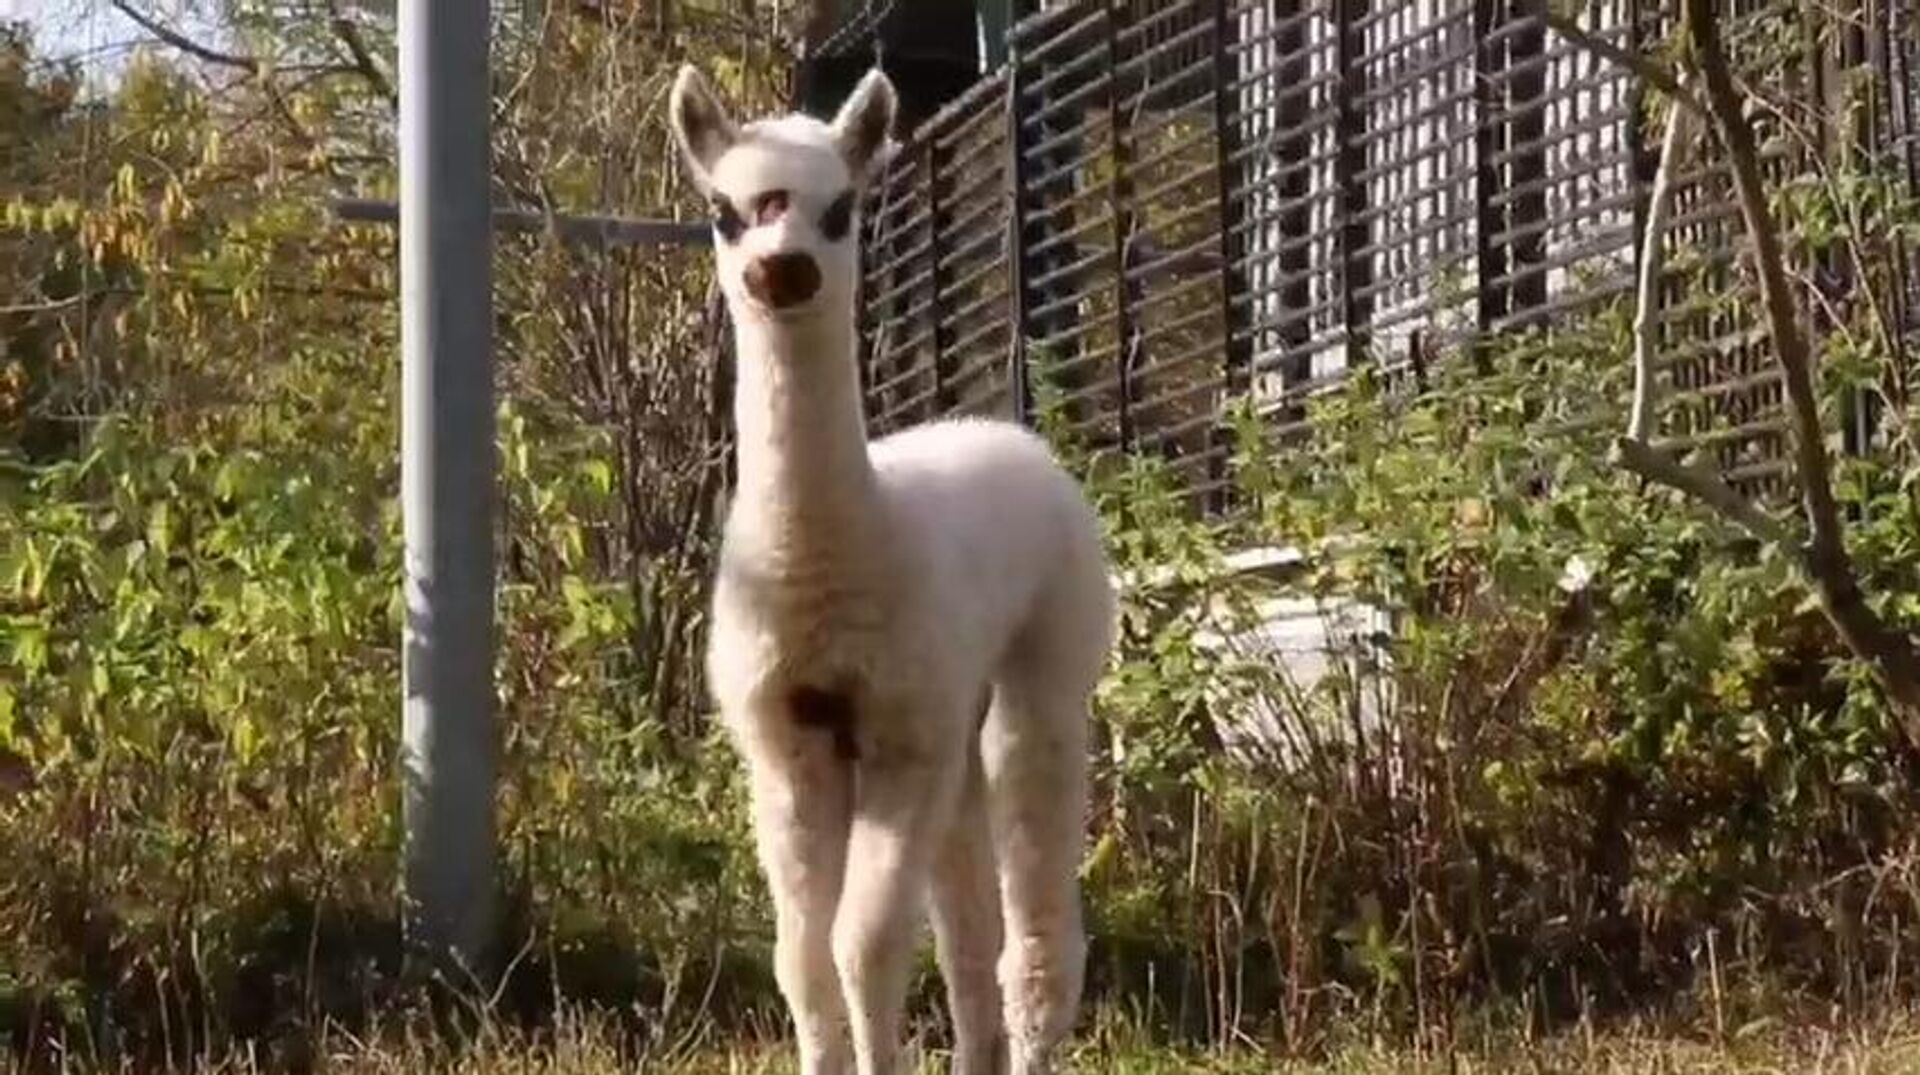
833, 733, 965, 1075
931, 748, 1009, 1075
749, 734, 855, 1075
981, 678, 1091, 1075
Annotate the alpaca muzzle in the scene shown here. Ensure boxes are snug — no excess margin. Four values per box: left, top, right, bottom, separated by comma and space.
744, 252, 822, 309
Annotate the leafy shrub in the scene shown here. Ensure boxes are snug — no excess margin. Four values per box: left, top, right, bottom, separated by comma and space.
1058, 306, 1920, 1047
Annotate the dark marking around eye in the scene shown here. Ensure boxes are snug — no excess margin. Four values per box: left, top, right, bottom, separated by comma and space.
712, 197, 745, 243
819, 190, 856, 242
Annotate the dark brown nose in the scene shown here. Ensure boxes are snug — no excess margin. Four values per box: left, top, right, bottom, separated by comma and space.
743, 252, 821, 309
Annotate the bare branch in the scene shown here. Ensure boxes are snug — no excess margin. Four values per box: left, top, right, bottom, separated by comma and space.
110, 0, 260, 72
1610, 437, 1796, 549
1543, 10, 1707, 117
326, 1, 397, 108
1628, 75, 1695, 442
1681, 0, 1920, 729
1684, 0, 1836, 541
0, 295, 90, 315
1595, 0, 1920, 733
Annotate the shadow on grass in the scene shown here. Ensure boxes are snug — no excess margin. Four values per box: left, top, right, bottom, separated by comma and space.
1, 882, 781, 1072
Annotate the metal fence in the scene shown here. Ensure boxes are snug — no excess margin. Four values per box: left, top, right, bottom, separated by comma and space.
852, 0, 1920, 504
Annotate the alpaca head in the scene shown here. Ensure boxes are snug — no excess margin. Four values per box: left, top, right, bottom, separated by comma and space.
670, 64, 896, 325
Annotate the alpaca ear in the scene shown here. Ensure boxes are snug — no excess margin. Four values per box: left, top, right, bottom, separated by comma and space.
830, 67, 898, 182
669, 64, 739, 191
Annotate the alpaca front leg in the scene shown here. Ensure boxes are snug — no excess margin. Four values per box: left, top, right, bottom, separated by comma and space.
749, 738, 856, 1075
832, 749, 963, 1075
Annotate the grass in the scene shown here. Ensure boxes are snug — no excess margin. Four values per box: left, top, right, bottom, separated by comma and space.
16, 1008, 1920, 1074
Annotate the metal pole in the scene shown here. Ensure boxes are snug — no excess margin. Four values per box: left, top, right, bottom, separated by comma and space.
399, 0, 496, 978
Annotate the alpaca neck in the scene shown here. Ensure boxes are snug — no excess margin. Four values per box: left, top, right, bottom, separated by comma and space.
728, 312, 882, 562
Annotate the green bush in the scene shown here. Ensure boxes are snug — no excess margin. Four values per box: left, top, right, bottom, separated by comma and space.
1053, 305, 1920, 1047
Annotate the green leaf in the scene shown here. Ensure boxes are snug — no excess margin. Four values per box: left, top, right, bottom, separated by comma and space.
179, 625, 212, 656
12, 626, 48, 678
581, 458, 614, 497
147, 502, 173, 557
561, 574, 591, 612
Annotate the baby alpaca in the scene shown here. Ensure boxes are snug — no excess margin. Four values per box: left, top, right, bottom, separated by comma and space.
669, 65, 1115, 1075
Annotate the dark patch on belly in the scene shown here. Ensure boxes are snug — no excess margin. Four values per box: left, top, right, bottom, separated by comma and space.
789, 684, 860, 761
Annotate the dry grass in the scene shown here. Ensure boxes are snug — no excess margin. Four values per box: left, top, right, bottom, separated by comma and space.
18, 1009, 1920, 1075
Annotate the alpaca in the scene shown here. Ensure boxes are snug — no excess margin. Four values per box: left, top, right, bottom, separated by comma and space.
668, 65, 1116, 1075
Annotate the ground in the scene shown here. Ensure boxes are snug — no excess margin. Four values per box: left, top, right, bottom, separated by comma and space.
26, 1012, 1916, 1074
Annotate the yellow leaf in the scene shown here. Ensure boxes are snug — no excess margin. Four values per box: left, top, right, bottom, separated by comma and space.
231, 712, 258, 764
147, 502, 172, 556
1080, 830, 1119, 881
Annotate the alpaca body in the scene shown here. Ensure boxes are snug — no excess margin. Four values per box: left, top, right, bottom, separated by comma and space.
671, 65, 1114, 1075
710, 413, 1113, 763
705, 322, 1112, 1075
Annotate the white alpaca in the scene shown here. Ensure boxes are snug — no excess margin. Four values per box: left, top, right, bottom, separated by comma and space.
669, 65, 1115, 1075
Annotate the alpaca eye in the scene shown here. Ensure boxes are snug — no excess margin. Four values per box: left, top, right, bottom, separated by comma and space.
819, 190, 856, 242
711, 197, 745, 243
752, 189, 791, 226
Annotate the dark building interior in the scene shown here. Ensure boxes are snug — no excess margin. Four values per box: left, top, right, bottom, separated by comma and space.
794, 0, 1036, 133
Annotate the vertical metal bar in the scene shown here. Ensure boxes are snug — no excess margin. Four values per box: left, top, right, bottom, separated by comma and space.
1334, 0, 1371, 370
1020, 11, 1087, 430
926, 138, 954, 416
1473, 0, 1509, 340
1626, 0, 1651, 287
1210, 0, 1250, 511
979, 0, 1018, 72
1831, 0, 1879, 457
1273, 1, 1313, 389
1507, 0, 1549, 321
1005, 33, 1035, 425
400, 0, 496, 978
1106, 4, 1138, 452
1878, 0, 1917, 422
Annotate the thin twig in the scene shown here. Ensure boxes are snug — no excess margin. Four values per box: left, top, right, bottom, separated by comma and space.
1628, 73, 1696, 442
0, 295, 90, 315
1789, 264, 1863, 358
1543, 10, 1707, 117
109, 0, 260, 72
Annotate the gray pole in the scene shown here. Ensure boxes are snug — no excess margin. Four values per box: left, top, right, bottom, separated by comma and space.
399, 0, 496, 977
